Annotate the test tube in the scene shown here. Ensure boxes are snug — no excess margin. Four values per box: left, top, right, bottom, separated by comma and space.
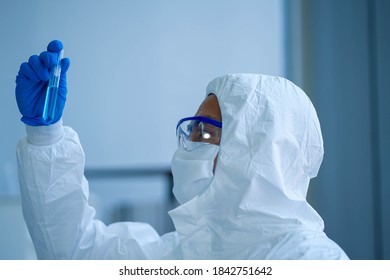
42, 50, 64, 124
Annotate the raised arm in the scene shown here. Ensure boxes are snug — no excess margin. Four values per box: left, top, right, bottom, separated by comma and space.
15, 40, 179, 259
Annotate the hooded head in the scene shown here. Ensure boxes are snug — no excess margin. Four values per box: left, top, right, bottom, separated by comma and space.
169, 74, 327, 259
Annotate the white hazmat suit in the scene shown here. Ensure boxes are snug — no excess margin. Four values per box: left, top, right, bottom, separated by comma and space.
17, 73, 349, 259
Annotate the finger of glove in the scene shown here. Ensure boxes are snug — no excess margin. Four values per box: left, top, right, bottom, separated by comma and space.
39, 51, 60, 69
60, 57, 70, 74
58, 58, 70, 94
47, 40, 63, 53
28, 55, 50, 81
18, 62, 40, 82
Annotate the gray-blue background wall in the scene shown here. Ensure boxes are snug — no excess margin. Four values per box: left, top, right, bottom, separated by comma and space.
286, 0, 390, 260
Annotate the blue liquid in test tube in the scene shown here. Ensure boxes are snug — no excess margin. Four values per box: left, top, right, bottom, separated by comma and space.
42, 50, 63, 124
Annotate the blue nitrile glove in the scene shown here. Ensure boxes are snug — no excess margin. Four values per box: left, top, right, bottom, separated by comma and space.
15, 40, 70, 126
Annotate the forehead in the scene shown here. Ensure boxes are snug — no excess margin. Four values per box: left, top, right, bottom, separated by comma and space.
195, 94, 222, 122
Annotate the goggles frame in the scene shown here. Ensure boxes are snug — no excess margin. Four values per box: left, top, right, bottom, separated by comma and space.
176, 116, 222, 150
176, 116, 222, 131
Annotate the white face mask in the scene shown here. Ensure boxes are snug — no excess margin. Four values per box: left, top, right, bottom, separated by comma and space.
171, 143, 219, 204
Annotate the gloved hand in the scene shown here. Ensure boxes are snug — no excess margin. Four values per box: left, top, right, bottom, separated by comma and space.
15, 40, 70, 126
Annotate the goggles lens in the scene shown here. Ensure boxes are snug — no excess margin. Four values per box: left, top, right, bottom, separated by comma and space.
176, 116, 222, 151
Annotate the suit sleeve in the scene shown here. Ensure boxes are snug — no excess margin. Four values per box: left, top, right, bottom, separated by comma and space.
16, 121, 178, 259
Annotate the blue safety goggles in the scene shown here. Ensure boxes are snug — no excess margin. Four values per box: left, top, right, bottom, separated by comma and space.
176, 116, 222, 151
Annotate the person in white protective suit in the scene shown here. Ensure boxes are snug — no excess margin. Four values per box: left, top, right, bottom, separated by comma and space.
15, 41, 349, 259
